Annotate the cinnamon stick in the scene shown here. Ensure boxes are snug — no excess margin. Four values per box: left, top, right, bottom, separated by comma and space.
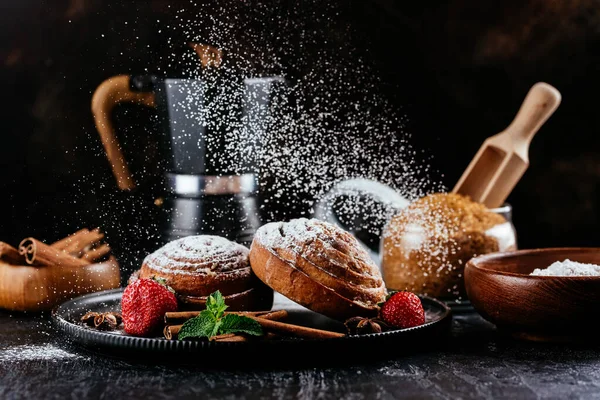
250, 310, 288, 321
18, 237, 90, 267
163, 327, 254, 342
211, 334, 247, 342
163, 316, 344, 340
0, 242, 24, 264
249, 316, 345, 339
51, 229, 90, 250
62, 229, 104, 256
208, 332, 236, 341
164, 312, 201, 324
163, 324, 182, 340
164, 310, 275, 325
82, 244, 111, 262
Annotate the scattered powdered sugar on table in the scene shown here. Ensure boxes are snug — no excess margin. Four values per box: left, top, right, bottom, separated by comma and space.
530, 259, 600, 276
0, 344, 88, 362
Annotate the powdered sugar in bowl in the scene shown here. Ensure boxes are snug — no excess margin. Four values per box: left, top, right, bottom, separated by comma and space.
465, 247, 600, 342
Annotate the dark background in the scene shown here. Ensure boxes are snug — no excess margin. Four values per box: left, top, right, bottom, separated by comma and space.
1, 0, 598, 272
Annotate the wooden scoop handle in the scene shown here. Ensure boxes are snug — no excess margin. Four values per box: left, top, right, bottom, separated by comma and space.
504, 82, 561, 144
452, 82, 561, 207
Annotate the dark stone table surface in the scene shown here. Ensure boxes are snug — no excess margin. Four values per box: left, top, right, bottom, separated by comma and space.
1, 302, 599, 400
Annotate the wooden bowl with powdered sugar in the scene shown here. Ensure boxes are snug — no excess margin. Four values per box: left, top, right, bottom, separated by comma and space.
465, 248, 600, 342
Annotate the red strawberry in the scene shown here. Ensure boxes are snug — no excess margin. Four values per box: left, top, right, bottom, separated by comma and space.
379, 291, 425, 329
121, 278, 178, 336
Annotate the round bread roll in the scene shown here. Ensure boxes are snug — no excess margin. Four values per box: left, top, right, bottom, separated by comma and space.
136, 235, 273, 311
249, 218, 387, 320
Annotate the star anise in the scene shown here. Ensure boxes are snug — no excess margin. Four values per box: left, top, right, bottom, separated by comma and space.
344, 316, 390, 335
81, 312, 100, 327
80, 311, 122, 331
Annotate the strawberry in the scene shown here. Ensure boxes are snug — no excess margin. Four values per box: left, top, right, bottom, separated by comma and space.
379, 291, 425, 329
121, 278, 178, 336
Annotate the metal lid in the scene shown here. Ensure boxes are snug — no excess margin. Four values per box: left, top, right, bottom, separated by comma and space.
166, 173, 257, 196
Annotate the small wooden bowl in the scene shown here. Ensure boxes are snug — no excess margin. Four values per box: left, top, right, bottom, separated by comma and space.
0, 257, 121, 312
465, 248, 600, 342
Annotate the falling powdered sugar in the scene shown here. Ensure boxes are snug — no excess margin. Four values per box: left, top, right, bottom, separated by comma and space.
162, 1, 443, 220
530, 259, 600, 277
60, 2, 445, 274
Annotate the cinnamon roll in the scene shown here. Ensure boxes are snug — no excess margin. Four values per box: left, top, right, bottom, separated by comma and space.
134, 235, 273, 310
249, 218, 387, 320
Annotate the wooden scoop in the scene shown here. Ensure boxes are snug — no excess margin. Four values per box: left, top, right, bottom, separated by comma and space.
453, 82, 561, 208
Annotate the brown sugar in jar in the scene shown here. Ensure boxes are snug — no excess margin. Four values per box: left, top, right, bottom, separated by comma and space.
381, 193, 517, 299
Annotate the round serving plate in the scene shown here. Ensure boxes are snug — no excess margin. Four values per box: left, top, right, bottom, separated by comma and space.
52, 289, 452, 366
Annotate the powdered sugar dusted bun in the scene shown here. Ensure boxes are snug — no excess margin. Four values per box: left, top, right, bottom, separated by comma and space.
250, 218, 387, 320
143, 236, 250, 281
137, 235, 273, 311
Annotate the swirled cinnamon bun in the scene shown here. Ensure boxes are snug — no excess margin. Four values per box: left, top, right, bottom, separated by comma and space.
135, 235, 273, 310
249, 218, 387, 320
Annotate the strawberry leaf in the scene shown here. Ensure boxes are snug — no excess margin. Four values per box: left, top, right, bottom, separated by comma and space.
385, 290, 398, 301
377, 290, 398, 308
151, 276, 167, 286
150, 276, 176, 294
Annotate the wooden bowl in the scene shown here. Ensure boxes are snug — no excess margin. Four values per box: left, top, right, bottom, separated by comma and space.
0, 256, 121, 312
465, 248, 600, 342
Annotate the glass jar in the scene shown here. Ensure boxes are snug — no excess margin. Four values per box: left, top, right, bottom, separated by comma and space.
380, 203, 517, 300
314, 179, 518, 300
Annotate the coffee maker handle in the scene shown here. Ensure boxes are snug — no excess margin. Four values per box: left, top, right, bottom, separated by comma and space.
91, 75, 156, 190
313, 179, 410, 262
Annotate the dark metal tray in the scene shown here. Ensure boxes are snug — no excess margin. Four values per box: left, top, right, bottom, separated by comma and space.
52, 289, 452, 365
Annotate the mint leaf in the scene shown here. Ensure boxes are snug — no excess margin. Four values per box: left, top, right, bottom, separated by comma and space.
220, 314, 263, 336
177, 311, 215, 340
211, 319, 222, 338
206, 291, 228, 320
177, 291, 264, 340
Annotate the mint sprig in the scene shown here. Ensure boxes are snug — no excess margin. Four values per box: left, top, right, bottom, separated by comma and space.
178, 291, 263, 340
178, 311, 214, 339
206, 290, 228, 320
220, 314, 263, 336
